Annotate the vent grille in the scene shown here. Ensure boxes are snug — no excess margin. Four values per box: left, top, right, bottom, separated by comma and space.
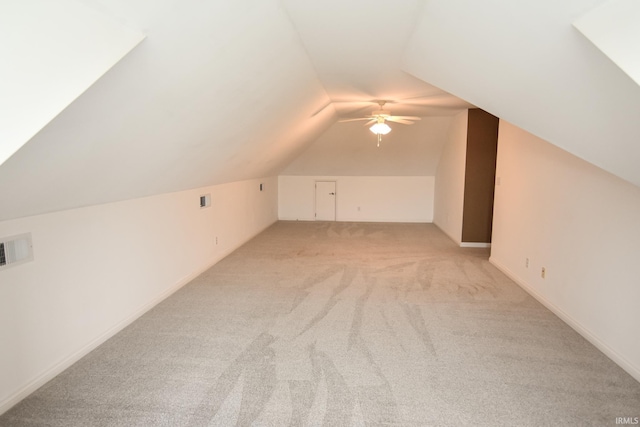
0, 233, 33, 270
200, 193, 211, 208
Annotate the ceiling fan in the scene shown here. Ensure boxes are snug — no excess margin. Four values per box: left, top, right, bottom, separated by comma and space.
338, 100, 421, 146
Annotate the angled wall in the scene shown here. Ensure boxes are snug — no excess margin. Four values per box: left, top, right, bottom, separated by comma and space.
433, 111, 468, 243
490, 122, 640, 382
403, 0, 640, 188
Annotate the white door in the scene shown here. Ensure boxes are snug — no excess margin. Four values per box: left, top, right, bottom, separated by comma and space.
315, 181, 336, 221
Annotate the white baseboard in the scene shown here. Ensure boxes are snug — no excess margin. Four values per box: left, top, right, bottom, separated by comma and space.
489, 256, 640, 384
277, 217, 432, 223
460, 242, 491, 248
0, 219, 276, 416
337, 217, 432, 223
277, 216, 314, 221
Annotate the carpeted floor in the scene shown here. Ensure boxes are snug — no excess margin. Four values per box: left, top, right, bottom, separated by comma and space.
2, 221, 639, 426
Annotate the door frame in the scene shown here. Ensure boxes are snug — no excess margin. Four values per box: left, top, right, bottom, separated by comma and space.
314, 180, 336, 221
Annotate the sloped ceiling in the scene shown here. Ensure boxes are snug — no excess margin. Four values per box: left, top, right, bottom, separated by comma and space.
281, 0, 473, 118
0, 1, 333, 220
0, 0, 472, 221
402, 0, 640, 188
3, 0, 638, 221
0, 0, 145, 167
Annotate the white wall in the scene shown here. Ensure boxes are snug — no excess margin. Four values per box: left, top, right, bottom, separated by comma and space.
490, 121, 640, 382
279, 116, 450, 224
279, 176, 434, 223
282, 117, 452, 177
433, 110, 468, 244
0, 177, 278, 414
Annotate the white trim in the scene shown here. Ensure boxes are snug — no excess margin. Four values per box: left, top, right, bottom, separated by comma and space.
460, 242, 491, 248
336, 217, 432, 224
489, 256, 640, 384
278, 217, 431, 224
0, 220, 276, 416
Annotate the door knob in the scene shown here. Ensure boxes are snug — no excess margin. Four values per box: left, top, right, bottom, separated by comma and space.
329, 192, 335, 195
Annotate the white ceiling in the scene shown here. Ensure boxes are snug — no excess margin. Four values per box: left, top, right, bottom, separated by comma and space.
282, 0, 473, 118
402, 0, 640, 188
0, 1, 333, 220
574, 0, 640, 87
0, 0, 144, 167
1, 0, 638, 221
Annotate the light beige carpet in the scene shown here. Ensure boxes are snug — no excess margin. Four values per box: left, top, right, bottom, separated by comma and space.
2, 221, 639, 426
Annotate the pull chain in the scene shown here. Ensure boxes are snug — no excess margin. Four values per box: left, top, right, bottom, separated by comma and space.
377, 133, 381, 147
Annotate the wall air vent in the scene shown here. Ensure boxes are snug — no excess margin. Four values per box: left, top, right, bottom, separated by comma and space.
0, 233, 34, 270
200, 194, 211, 208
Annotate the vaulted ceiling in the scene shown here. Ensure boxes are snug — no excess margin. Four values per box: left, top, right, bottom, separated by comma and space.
1, 0, 638, 221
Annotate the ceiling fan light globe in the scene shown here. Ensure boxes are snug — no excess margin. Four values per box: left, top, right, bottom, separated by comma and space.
370, 122, 391, 135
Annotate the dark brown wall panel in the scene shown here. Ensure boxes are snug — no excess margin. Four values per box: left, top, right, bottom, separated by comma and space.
462, 109, 499, 243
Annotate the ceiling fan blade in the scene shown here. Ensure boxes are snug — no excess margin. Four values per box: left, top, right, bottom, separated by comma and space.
363, 119, 377, 126
386, 118, 416, 125
338, 117, 372, 123
388, 115, 421, 120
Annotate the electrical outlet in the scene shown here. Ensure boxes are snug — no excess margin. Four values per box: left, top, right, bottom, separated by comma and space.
541, 267, 546, 279
525, 258, 529, 268
215, 236, 218, 245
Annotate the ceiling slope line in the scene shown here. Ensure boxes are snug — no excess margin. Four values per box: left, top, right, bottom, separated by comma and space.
0, 0, 146, 167
573, 0, 640, 87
